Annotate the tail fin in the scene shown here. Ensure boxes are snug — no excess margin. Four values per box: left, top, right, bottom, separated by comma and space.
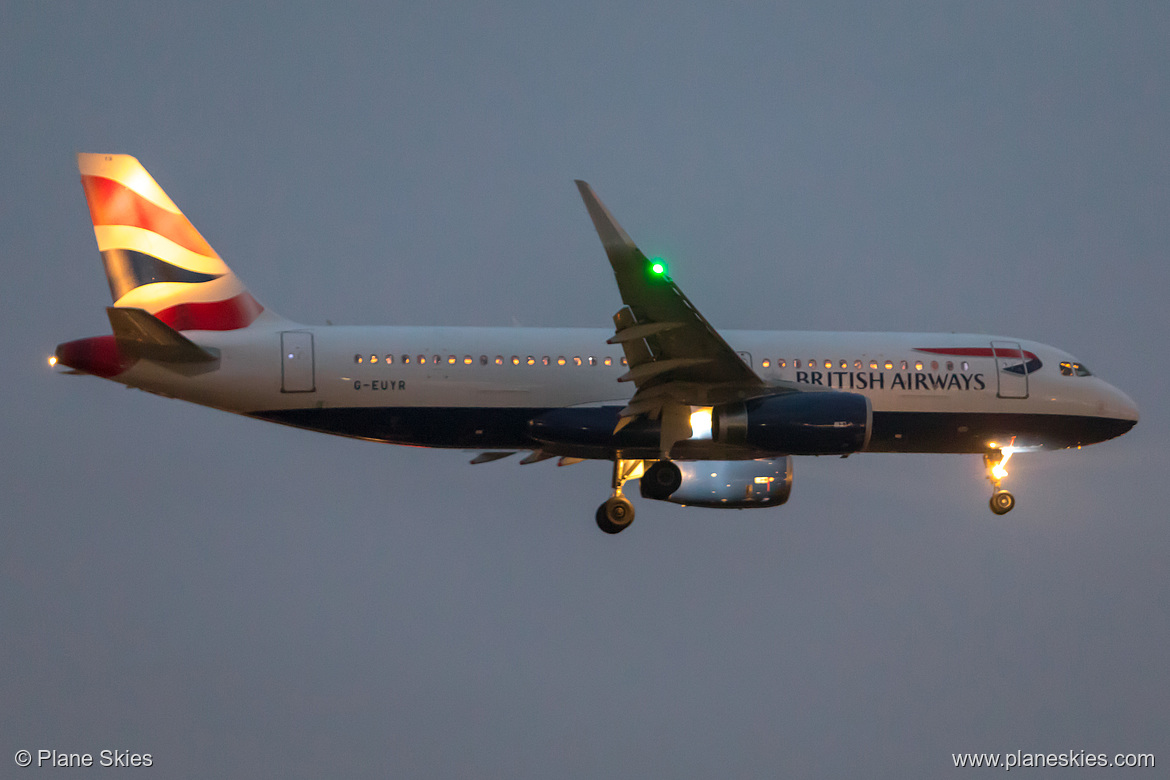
78, 153, 267, 331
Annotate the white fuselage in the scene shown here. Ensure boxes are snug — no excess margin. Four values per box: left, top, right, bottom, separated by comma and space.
100, 318, 1138, 457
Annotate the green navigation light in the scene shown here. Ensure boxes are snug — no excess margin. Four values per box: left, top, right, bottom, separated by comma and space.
651, 261, 665, 275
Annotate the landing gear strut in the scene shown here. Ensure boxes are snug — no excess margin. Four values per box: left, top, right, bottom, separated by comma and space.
596, 458, 643, 534
984, 448, 1016, 515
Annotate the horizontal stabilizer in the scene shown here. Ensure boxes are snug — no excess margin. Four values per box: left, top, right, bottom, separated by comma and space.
106, 307, 219, 363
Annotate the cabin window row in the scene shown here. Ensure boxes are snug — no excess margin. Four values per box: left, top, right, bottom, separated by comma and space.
354, 353, 628, 367
759, 358, 970, 372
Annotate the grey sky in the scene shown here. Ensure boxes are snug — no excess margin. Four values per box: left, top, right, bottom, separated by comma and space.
3, 2, 1168, 776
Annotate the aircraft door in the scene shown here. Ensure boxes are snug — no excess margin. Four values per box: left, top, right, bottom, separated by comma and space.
991, 340, 1028, 399
281, 331, 315, 393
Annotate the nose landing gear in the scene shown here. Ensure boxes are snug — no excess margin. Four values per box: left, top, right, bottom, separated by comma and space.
596, 458, 644, 534
984, 447, 1016, 515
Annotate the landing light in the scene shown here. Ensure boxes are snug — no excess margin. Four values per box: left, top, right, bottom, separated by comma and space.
48, 355, 58, 368
991, 445, 1027, 481
689, 407, 713, 440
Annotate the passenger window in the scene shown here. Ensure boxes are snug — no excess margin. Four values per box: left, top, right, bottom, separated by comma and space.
930, 361, 938, 371
418, 355, 426, 364
463, 356, 473, 365
962, 361, 969, 371
385, 354, 394, 364
403, 355, 411, 365
556, 356, 566, 366
511, 356, 520, 365
914, 361, 923, 371
527, 356, 536, 365
884, 361, 893, 370
853, 360, 861, 369
573, 356, 582, 366
794, 360, 801, 368
433, 355, 441, 365
779, 360, 787, 368
354, 354, 363, 364
479, 355, 488, 365
370, 354, 379, 364
839, 360, 847, 369
946, 361, 954, 371
900, 360, 908, 370
824, 360, 832, 369
603, 357, 612, 366
494, 356, 503, 365
869, 360, 878, 370
588, 356, 597, 366
621, 356, 628, 366
762, 359, 771, 368
542, 356, 550, 366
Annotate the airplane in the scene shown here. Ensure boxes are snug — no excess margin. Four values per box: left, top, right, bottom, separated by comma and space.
53, 154, 1139, 534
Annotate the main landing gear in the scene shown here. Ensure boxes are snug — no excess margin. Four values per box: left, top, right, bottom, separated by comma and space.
596, 458, 644, 534
983, 448, 1016, 515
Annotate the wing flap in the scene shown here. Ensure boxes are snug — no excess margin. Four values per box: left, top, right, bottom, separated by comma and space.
469, 451, 515, 464
605, 320, 685, 344
617, 357, 712, 384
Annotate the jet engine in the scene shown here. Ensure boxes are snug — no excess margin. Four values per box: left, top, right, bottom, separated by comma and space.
640, 458, 793, 508
711, 392, 871, 455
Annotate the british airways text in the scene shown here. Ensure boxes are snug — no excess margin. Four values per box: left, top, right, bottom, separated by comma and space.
794, 371, 987, 391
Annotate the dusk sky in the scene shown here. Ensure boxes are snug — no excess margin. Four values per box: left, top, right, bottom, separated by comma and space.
3, 3, 1168, 776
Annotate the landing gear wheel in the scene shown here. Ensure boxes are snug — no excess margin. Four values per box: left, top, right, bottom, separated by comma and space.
640, 460, 682, 500
990, 490, 1016, 515
596, 496, 635, 534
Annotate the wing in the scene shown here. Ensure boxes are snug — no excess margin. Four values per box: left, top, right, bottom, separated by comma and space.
575, 181, 769, 439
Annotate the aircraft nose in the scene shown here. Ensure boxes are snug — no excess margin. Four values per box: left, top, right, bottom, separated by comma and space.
1106, 384, 1139, 423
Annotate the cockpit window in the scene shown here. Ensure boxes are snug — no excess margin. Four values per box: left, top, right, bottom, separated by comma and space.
1060, 361, 1093, 377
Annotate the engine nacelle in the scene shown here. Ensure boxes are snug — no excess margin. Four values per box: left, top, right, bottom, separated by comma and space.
711, 392, 871, 455
640, 458, 793, 508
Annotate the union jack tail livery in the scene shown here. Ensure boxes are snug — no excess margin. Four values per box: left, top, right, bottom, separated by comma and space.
78, 153, 267, 331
